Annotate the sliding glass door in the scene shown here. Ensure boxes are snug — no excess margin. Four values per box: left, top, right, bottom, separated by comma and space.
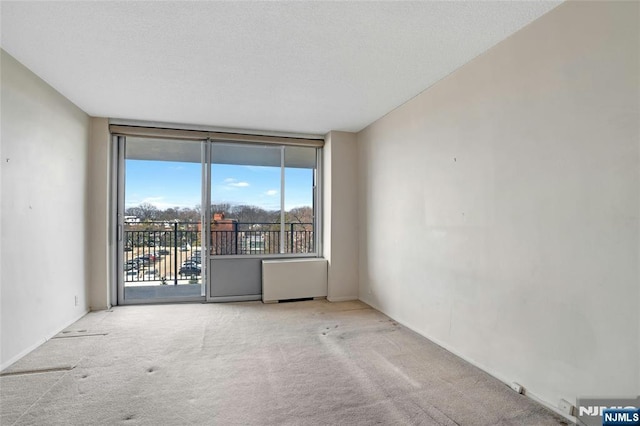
117, 137, 207, 303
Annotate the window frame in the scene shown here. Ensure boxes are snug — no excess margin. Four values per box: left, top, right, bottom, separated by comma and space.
208, 141, 322, 258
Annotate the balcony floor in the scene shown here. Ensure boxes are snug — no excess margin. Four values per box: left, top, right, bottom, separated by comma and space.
124, 282, 203, 300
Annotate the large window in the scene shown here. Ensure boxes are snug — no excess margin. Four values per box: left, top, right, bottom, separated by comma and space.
113, 125, 323, 304
209, 143, 318, 256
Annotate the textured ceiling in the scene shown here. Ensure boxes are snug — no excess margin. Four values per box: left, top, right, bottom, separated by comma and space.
1, 1, 561, 135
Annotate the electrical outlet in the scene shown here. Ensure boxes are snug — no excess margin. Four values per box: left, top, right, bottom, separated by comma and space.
510, 382, 524, 394
558, 399, 574, 416
74, 296, 78, 306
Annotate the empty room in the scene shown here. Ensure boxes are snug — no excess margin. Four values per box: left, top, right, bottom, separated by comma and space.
1, 1, 638, 425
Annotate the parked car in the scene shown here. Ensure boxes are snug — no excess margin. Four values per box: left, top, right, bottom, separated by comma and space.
139, 254, 157, 262
124, 263, 137, 272
125, 260, 140, 270
179, 265, 201, 276
158, 249, 170, 255
136, 257, 151, 266
181, 261, 201, 269
125, 270, 139, 279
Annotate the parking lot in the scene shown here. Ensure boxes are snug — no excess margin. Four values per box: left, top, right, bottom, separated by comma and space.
123, 245, 202, 286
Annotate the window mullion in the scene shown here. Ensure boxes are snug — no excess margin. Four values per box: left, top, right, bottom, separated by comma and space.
280, 146, 285, 254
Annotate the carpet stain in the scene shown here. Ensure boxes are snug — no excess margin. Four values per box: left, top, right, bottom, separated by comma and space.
0, 366, 74, 376
52, 333, 108, 339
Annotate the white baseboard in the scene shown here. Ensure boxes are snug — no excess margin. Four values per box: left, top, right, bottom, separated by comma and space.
209, 295, 262, 303
327, 295, 358, 302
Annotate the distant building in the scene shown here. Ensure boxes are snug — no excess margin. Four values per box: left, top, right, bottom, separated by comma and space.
240, 233, 265, 254
210, 213, 238, 255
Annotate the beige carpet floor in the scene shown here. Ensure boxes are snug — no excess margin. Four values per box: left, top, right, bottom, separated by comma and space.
1, 300, 568, 425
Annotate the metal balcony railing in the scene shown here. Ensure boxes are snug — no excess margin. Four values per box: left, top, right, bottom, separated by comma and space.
123, 221, 314, 284
210, 222, 314, 255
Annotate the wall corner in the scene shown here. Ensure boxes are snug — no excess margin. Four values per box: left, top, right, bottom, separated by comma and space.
323, 131, 359, 302
87, 117, 111, 310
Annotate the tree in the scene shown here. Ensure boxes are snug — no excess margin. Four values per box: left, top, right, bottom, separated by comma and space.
125, 203, 159, 221
287, 206, 313, 227
178, 207, 199, 222
211, 203, 232, 217
230, 205, 275, 224
136, 203, 160, 221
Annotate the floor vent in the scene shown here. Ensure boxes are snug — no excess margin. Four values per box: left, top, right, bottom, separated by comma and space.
278, 297, 314, 303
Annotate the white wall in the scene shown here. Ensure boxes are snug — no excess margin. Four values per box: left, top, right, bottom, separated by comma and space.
358, 0, 639, 411
1, 50, 91, 369
323, 131, 359, 301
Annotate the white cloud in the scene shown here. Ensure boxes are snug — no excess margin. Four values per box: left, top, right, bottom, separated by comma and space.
265, 189, 278, 196
141, 196, 165, 204
223, 177, 249, 188
125, 196, 199, 210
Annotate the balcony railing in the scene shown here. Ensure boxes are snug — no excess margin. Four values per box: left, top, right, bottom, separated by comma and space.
123, 221, 314, 284
210, 222, 313, 255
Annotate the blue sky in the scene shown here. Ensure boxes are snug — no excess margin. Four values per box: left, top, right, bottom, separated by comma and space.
125, 160, 312, 211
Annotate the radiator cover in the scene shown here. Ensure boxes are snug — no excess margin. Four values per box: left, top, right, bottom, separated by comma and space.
262, 258, 328, 303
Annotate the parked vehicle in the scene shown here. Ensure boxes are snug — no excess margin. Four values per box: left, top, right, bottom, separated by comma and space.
138, 254, 157, 263
179, 265, 201, 276
125, 260, 140, 270
135, 257, 151, 266
124, 264, 137, 272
